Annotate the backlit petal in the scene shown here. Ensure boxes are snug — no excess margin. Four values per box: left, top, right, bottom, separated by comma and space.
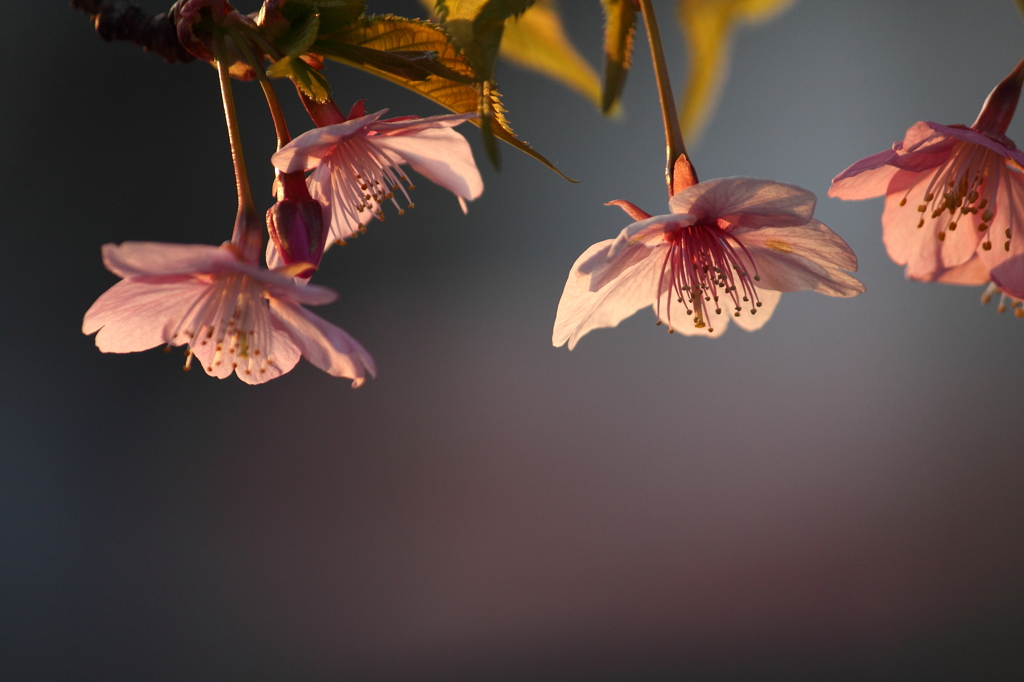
83, 276, 206, 352
373, 127, 484, 201
271, 112, 384, 173
268, 297, 376, 387
738, 220, 865, 297
553, 241, 660, 349
102, 242, 235, 278
670, 176, 816, 228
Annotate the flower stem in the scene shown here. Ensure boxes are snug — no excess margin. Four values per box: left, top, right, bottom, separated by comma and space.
638, 0, 698, 195
228, 26, 291, 148
213, 31, 262, 262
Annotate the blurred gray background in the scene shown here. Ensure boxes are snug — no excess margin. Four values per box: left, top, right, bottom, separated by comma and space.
3, 0, 1024, 679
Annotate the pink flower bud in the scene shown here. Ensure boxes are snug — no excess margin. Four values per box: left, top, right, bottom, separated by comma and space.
266, 170, 326, 278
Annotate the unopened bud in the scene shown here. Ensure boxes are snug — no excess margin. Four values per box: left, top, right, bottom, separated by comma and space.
266, 171, 326, 278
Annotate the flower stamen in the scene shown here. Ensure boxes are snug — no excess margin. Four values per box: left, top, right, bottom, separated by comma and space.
901, 143, 1003, 247
656, 222, 761, 332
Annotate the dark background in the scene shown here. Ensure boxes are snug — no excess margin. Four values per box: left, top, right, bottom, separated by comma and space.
3, 0, 1024, 679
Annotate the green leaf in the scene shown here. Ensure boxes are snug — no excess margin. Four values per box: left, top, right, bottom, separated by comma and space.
280, 0, 365, 34
600, 0, 636, 114
316, 15, 573, 180
312, 42, 435, 81
277, 9, 320, 56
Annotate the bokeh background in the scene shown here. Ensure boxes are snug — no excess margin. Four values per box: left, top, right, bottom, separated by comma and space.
3, 0, 1024, 679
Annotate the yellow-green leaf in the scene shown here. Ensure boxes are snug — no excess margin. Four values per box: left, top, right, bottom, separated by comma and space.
422, 0, 601, 110
268, 54, 332, 102
676, 0, 796, 140
498, 0, 602, 109
600, 0, 636, 114
1015, 0, 1024, 21
436, 0, 535, 82
316, 15, 573, 179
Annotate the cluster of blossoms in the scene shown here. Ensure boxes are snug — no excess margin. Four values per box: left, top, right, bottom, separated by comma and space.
79, 0, 1023, 387
82, 3, 483, 386
552, 55, 1024, 350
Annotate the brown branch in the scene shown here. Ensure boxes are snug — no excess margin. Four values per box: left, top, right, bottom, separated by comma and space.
70, 0, 195, 64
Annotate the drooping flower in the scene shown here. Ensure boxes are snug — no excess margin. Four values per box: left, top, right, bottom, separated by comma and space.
271, 102, 484, 247
83, 241, 376, 386
829, 57, 1024, 295
553, 177, 864, 349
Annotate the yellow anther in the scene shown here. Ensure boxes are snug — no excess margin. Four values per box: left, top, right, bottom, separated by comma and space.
983, 241, 993, 251
937, 231, 946, 241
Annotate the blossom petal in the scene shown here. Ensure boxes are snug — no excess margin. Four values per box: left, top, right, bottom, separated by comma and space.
935, 256, 990, 285
102, 242, 236, 278
271, 112, 385, 173
881, 169, 946, 280
977, 160, 1024, 279
553, 240, 659, 349
737, 219, 865, 297
669, 177, 816, 228
587, 239, 659, 291
603, 214, 689, 261
268, 298, 376, 387
187, 321, 301, 385
370, 112, 477, 134
929, 121, 1024, 167
828, 149, 901, 200
991, 254, 1024, 298
732, 289, 781, 331
372, 127, 484, 201
83, 276, 207, 353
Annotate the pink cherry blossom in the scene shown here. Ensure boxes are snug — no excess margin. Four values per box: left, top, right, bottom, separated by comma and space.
271, 106, 484, 248
553, 177, 864, 349
829, 57, 1024, 295
83, 241, 376, 386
